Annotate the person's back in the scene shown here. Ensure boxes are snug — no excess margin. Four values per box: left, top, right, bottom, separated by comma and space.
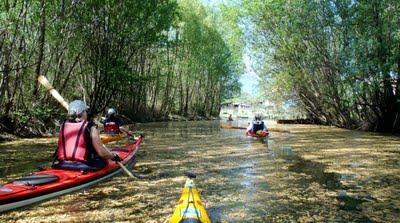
54, 100, 122, 171
103, 116, 122, 134
102, 108, 123, 135
56, 119, 106, 170
251, 120, 265, 132
247, 114, 267, 133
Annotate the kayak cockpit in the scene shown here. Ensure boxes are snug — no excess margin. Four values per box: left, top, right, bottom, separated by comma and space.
13, 174, 59, 186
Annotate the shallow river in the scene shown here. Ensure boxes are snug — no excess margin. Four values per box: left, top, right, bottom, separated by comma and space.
0, 120, 399, 222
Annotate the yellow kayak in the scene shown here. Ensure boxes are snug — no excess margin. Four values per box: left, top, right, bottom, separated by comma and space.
169, 174, 211, 223
100, 133, 126, 144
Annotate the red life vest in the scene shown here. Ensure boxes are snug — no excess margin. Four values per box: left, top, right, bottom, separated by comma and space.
57, 121, 89, 163
104, 121, 120, 134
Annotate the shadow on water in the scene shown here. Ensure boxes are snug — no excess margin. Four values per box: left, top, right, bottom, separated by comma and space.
288, 156, 346, 191
275, 146, 372, 220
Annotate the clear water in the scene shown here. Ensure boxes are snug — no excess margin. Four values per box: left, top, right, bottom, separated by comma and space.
0, 120, 399, 222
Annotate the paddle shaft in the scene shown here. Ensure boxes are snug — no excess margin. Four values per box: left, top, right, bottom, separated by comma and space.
220, 125, 290, 133
117, 162, 134, 178
37, 75, 135, 178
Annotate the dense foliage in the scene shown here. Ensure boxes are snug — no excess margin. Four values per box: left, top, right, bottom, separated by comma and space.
243, 0, 400, 131
0, 0, 241, 135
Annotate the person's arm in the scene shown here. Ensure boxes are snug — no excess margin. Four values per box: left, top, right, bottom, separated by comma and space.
100, 117, 106, 124
117, 118, 133, 136
246, 123, 252, 131
119, 126, 133, 136
90, 126, 116, 159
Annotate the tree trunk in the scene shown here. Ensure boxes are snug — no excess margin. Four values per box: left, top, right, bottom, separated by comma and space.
33, 0, 46, 96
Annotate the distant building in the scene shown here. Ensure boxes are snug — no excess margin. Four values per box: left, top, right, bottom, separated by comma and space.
220, 99, 306, 120
220, 102, 252, 118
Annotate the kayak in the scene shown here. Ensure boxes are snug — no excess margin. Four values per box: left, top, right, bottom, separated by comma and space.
0, 136, 144, 213
221, 125, 290, 133
169, 174, 211, 223
246, 130, 269, 138
100, 133, 126, 143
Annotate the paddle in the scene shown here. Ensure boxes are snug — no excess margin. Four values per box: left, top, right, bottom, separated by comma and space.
37, 75, 69, 110
37, 75, 135, 178
220, 124, 291, 133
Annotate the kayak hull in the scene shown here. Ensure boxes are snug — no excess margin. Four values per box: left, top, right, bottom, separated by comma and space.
246, 130, 269, 138
0, 136, 143, 213
169, 179, 211, 223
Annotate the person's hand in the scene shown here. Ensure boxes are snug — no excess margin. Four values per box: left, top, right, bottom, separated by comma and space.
111, 154, 123, 162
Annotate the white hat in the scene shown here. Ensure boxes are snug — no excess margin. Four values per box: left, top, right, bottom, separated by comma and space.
107, 108, 116, 115
68, 100, 89, 115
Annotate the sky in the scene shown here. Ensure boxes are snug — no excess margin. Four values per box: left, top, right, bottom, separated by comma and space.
200, 0, 260, 97
240, 53, 260, 96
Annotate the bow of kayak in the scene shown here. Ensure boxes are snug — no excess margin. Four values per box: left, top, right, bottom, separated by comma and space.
100, 133, 126, 143
246, 130, 269, 138
169, 176, 211, 223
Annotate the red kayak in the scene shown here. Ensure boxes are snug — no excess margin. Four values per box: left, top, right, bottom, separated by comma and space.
0, 136, 143, 213
246, 130, 269, 138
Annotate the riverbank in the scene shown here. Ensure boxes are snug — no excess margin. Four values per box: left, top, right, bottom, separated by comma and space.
0, 132, 17, 142
277, 119, 318, 124
0, 114, 219, 141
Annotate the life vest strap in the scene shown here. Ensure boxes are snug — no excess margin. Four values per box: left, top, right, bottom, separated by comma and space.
61, 122, 67, 160
71, 121, 87, 161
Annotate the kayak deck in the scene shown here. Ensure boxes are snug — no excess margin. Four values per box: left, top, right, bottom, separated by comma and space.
246, 130, 269, 138
0, 136, 143, 213
169, 178, 211, 223
100, 133, 126, 143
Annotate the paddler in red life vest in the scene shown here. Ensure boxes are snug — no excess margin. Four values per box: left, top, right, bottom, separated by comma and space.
53, 100, 122, 171
246, 114, 267, 134
101, 108, 132, 136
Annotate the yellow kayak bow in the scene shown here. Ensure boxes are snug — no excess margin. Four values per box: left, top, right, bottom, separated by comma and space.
169, 173, 211, 223
100, 133, 126, 144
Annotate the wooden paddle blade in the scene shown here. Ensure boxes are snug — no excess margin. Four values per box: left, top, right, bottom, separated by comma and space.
220, 125, 246, 130
37, 75, 69, 110
268, 128, 290, 133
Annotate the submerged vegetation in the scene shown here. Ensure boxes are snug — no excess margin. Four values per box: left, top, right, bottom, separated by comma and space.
0, 121, 399, 222
0, 0, 242, 136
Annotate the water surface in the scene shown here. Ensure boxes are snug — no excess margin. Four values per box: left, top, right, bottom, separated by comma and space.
0, 121, 399, 222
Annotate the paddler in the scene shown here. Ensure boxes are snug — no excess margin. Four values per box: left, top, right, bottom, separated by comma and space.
246, 114, 267, 134
53, 100, 122, 171
101, 108, 133, 136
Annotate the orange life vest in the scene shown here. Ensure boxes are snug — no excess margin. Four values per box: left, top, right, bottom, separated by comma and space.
57, 121, 89, 163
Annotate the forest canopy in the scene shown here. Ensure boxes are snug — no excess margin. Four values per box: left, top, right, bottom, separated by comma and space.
241, 0, 400, 131
0, 0, 242, 135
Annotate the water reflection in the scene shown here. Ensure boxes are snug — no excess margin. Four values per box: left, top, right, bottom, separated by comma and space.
0, 121, 399, 222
